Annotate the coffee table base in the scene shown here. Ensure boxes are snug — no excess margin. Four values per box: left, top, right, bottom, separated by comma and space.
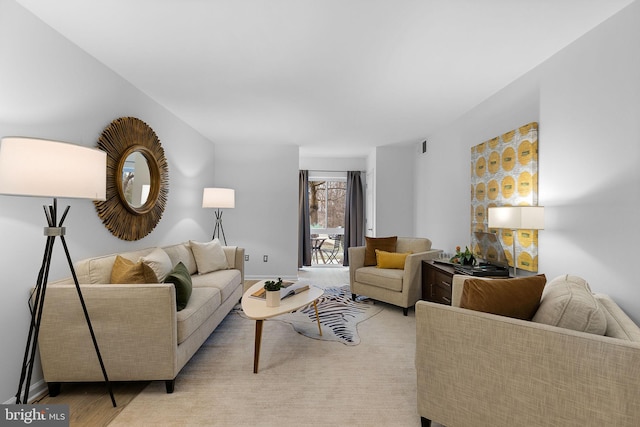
252, 300, 322, 373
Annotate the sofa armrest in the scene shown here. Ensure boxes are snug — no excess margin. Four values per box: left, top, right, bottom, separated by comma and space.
451, 274, 468, 307
415, 301, 640, 426
223, 246, 245, 284
404, 249, 442, 273
348, 246, 366, 285
38, 283, 178, 382
403, 249, 442, 302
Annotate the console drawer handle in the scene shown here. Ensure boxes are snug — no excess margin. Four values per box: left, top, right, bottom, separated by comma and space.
441, 281, 451, 288
442, 296, 451, 304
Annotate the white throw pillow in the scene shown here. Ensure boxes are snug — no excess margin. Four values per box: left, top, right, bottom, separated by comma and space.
138, 248, 173, 282
190, 239, 228, 274
532, 274, 607, 335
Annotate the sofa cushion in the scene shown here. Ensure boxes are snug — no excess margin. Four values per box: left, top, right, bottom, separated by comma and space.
356, 266, 404, 292
139, 247, 173, 282
532, 275, 607, 335
364, 236, 397, 266
162, 242, 198, 275
375, 250, 410, 269
191, 269, 242, 302
164, 262, 193, 311
176, 287, 221, 344
460, 275, 547, 320
110, 255, 158, 284
190, 239, 229, 274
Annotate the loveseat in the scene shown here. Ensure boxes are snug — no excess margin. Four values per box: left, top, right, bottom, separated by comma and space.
349, 236, 441, 315
416, 274, 640, 426
38, 240, 244, 395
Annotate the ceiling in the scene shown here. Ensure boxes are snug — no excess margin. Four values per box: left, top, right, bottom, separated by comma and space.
16, 0, 634, 157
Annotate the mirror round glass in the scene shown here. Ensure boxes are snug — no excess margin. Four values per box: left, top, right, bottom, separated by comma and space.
121, 151, 151, 208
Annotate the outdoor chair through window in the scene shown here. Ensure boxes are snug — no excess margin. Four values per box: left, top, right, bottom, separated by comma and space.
321, 234, 343, 264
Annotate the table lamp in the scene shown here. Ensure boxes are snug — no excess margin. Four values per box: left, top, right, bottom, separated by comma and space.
0, 137, 116, 406
487, 206, 545, 277
202, 187, 235, 245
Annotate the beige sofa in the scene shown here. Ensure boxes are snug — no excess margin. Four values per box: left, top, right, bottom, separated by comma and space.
348, 237, 441, 315
38, 241, 244, 395
416, 274, 640, 426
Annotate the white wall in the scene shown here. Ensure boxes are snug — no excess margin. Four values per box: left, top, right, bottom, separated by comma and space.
0, 0, 216, 402
416, 0, 640, 324
299, 156, 366, 172
213, 144, 299, 280
374, 144, 416, 237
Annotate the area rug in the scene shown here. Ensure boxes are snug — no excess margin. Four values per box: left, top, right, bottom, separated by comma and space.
238, 284, 382, 345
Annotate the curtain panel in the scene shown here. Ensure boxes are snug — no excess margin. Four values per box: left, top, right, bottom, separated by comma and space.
343, 171, 364, 266
298, 170, 311, 267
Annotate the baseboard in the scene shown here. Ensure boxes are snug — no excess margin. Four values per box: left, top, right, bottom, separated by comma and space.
3, 379, 48, 404
244, 274, 298, 281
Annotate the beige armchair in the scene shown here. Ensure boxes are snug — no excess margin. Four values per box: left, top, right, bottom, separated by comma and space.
348, 237, 441, 315
415, 275, 640, 426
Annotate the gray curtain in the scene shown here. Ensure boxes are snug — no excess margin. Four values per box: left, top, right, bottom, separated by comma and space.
343, 171, 364, 266
298, 170, 311, 267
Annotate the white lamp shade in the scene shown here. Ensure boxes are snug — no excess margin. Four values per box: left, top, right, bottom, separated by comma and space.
0, 137, 106, 200
488, 206, 545, 230
202, 188, 235, 208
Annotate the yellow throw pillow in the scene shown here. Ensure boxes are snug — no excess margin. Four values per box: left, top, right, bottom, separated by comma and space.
111, 255, 158, 284
375, 250, 410, 269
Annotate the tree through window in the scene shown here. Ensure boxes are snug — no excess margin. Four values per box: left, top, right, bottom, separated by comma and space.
309, 179, 346, 230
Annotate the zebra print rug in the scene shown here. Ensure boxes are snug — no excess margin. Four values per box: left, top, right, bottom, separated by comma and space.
269, 285, 382, 345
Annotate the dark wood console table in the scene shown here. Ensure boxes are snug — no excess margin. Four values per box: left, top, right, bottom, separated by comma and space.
422, 260, 454, 305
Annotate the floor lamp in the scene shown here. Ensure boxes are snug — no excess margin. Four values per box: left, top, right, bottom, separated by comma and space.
0, 137, 116, 407
202, 188, 235, 245
487, 206, 545, 277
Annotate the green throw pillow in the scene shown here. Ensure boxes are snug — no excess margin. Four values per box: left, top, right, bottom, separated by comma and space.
164, 262, 193, 311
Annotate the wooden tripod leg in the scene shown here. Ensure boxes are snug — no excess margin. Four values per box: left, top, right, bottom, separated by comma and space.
313, 301, 322, 336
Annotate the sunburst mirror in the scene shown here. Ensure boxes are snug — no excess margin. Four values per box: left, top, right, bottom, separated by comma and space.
94, 117, 169, 240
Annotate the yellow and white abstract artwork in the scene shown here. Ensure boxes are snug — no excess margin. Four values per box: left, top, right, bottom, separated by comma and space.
470, 122, 539, 272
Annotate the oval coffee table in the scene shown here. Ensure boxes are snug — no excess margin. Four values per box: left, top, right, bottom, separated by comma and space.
241, 280, 323, 373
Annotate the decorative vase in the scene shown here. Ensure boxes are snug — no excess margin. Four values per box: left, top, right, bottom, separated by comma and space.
266, 290, 280, 307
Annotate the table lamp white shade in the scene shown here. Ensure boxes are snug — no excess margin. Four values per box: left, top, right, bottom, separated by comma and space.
488, 206, 545, 230
0, 137, 106, 201
202, 188, 235, 209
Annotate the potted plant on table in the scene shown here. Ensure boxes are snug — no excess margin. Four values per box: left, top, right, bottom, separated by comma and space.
264, 278, 283, 307
450, 246, 476, 266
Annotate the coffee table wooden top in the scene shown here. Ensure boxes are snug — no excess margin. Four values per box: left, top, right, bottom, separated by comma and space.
241, 280, 324, 320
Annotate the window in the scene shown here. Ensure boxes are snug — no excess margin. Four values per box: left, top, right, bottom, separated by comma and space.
308, 171, 346, 233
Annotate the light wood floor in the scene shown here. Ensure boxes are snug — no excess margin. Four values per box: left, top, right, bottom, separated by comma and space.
34, 382, 149, 427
